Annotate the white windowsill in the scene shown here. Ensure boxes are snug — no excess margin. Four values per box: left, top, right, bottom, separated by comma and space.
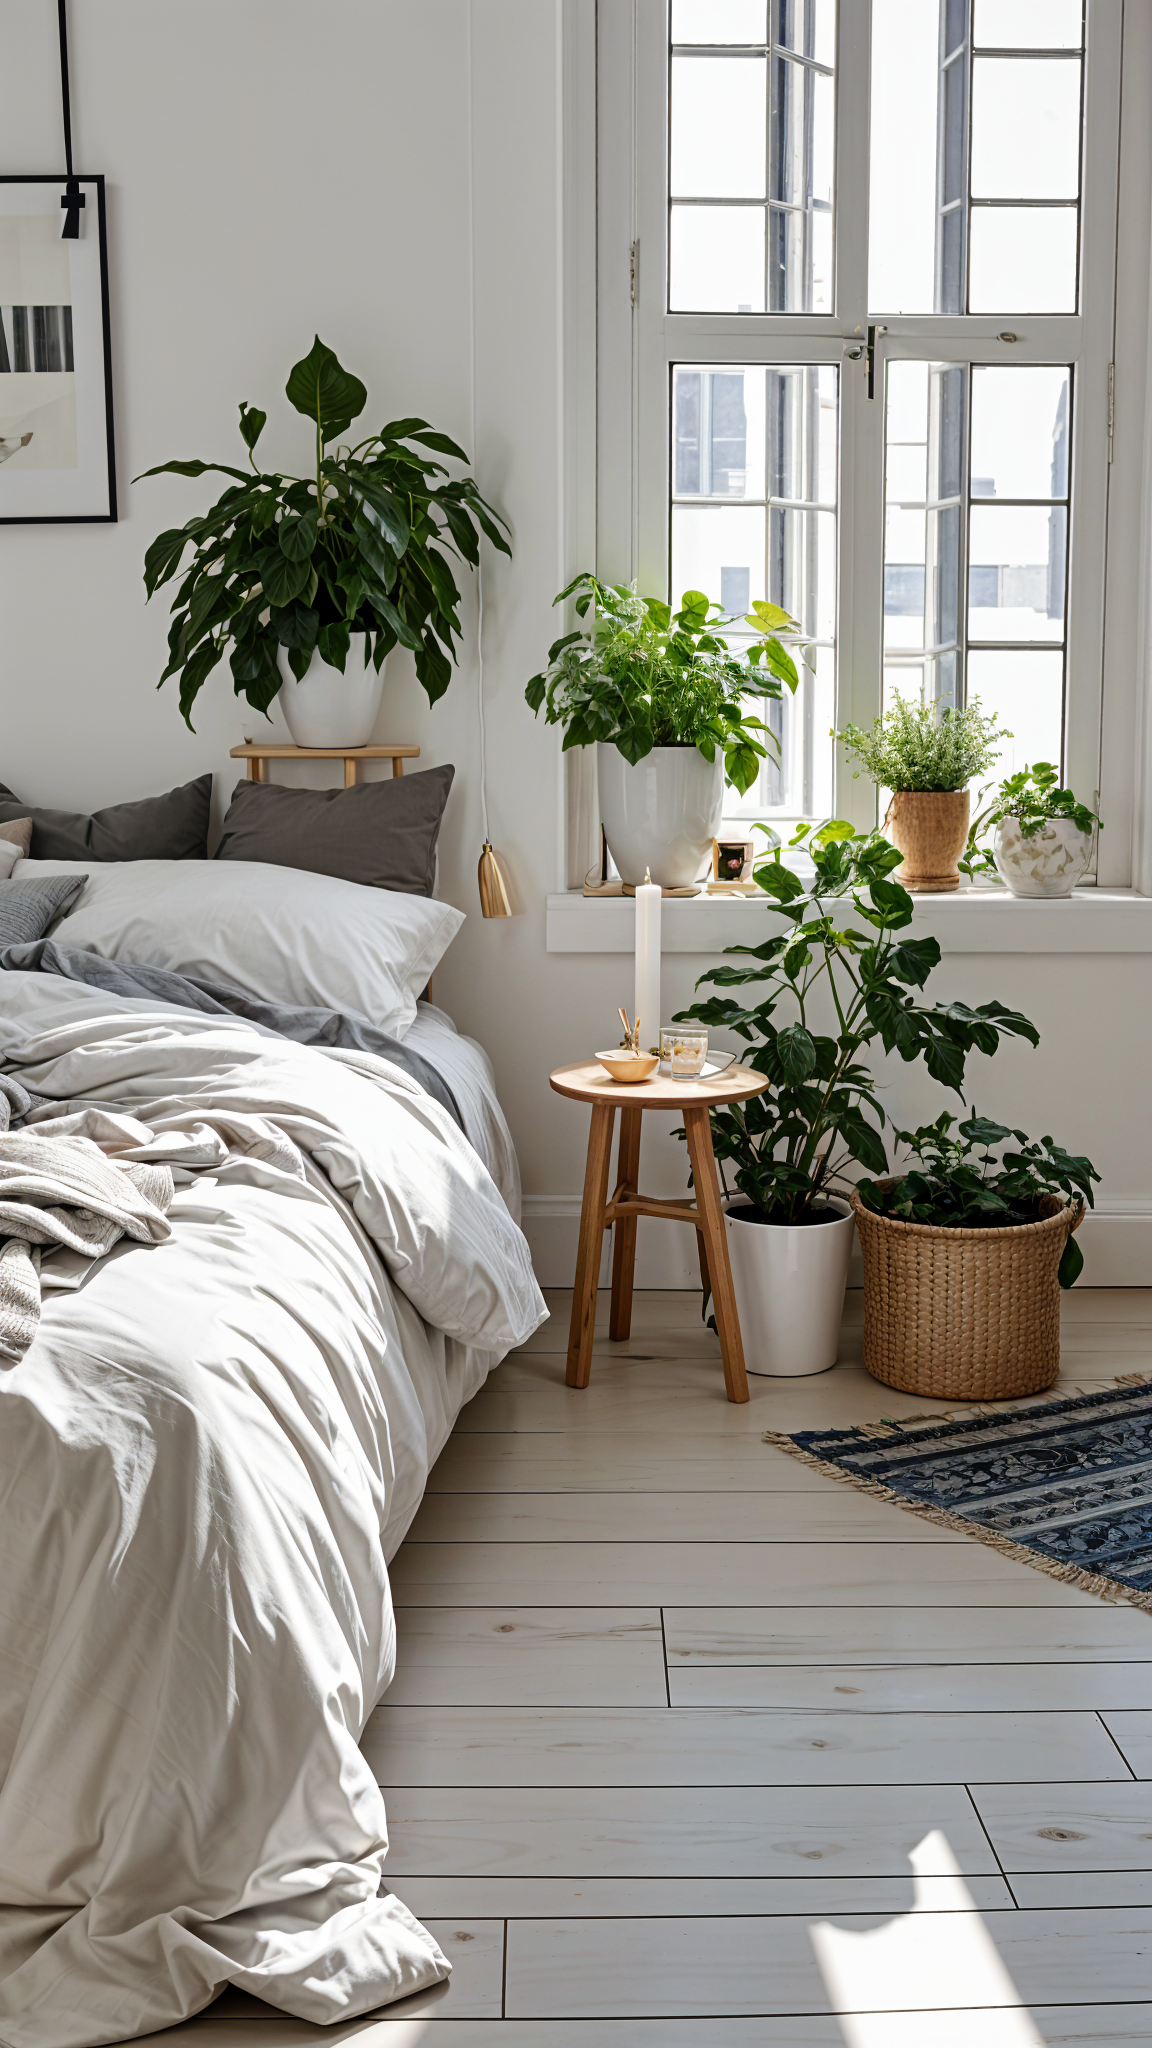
546, 886, 1152, 955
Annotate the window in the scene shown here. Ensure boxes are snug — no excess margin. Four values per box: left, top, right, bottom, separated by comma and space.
596, 0, 1135, 869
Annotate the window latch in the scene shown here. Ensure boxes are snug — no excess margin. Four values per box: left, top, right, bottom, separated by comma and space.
866, 324, 887, 400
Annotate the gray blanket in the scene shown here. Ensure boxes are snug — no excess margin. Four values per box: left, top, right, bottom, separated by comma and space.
0, 1132, 173, 1360
0, 939, 464, 1131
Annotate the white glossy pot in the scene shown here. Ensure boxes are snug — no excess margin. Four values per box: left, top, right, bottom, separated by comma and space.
993, 814, 1094, 898
597, 743, 725, 888
723, 1195, 856, 1377
277, 634, 385, 748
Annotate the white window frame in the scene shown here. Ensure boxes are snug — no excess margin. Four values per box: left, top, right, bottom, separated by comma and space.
591, 0, 1148, 883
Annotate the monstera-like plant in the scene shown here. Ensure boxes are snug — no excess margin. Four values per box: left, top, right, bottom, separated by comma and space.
137, 337, 509, 727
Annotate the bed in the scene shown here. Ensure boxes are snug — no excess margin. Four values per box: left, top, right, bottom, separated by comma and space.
0, 856, 547, 2048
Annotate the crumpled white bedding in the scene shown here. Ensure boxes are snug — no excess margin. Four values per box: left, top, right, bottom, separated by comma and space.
0, 971, 547, 2048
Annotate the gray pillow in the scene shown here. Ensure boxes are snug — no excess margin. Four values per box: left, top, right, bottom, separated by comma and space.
0, 874, 87, 946
214, 766, 455, 896
0, 776, 211, 861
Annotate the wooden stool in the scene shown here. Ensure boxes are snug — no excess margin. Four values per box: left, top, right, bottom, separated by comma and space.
549, 1060, 770, 1405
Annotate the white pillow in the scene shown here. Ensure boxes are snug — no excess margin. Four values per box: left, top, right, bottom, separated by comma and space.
13, 858, 463, 1040
0, 839, 24, 882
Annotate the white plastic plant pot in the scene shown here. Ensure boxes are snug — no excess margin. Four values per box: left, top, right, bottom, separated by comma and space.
277, 633, 385, 748
722, 1195, 857, 1377
992, 815, 1094, 898
597, 742, 724, 888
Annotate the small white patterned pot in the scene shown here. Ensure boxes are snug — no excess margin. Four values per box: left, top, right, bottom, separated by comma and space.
992, 814, 1094, 898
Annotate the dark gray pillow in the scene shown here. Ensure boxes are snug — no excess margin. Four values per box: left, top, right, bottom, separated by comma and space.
0, 775, 211, 861
0, 874, 87, 946
214, 766, 455, 896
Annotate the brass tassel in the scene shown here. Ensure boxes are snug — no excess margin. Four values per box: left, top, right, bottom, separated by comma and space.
478, 841, 512, 917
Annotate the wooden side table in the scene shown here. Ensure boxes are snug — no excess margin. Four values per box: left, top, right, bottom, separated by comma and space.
549, 1060, 770, 1405
231, 742, 420, 789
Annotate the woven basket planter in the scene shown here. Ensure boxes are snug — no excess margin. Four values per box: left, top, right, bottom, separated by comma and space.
850, 1182, 1086, 1402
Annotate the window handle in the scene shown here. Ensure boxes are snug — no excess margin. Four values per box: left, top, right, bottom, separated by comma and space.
866, 325, 887, 401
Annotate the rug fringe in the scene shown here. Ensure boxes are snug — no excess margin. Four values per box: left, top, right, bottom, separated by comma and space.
762, 1403, 1152, 1616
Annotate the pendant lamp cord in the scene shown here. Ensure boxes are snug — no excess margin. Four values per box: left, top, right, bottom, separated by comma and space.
57, 0, 84, 236
465, 0, 491, 848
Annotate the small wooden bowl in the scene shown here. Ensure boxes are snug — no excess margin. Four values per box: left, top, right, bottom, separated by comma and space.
595, 1049, 659, 1084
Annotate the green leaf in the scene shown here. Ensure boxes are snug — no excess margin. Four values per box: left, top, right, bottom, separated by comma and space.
174, 638, 223, 731
355, 482, 410, 555
278, 512, 318, 562
888, 936, 941, 988
1058, 1234, 1084, 1288
922, 1033, 967, 1094
143, 528, 190, 597
775, 1022, 818, 1084
238, 401, 266, 454
416, 629, 453, 705
254, 546, 311, 608
133, 458, 251, 483
754, 858, 807, 905
285, 336, 368, 443
268, 601, 319, 653
317, 620, 352, 671
374, 594, 423, 652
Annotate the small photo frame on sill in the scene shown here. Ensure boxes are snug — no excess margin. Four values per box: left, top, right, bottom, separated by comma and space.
712, 835, 754, 883
0, 177, 116, 523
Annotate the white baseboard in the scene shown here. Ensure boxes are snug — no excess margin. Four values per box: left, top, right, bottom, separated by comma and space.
521, 1196, 1152, 1290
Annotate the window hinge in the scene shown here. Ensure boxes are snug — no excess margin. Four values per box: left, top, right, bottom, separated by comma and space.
1107, 362, 1115, 463
630, 239, 638, 309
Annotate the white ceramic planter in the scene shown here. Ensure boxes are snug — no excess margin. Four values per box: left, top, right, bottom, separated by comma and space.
992, 814, 1094, 898
723, 1195, 856, 1377
277, 634, 385, 748
597, 742, 724, 888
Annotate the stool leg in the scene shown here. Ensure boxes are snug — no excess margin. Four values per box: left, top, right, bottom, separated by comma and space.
609, 1106, 642, 1340
566, 1102, 615, 1390
684, 1105, 749, 1404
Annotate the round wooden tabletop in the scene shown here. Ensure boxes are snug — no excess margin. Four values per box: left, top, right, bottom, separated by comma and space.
549, 1058, 769, 1110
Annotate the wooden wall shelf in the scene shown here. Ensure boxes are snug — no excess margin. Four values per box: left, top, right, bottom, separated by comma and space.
230, 743, 420, 788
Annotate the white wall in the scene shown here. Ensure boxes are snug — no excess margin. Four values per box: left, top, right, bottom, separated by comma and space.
1, 0, 1150, 1291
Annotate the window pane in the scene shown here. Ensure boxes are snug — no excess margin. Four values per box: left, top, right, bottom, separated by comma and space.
770, 57, 833, 208
968, 205, 1077, 312
774, 0, 835, 67
671, 56, 767, 198
673, 367, 766, 499
883, 361, 967, 698
966, 649, 1064, 779
971, 58, 1081, 200
672, 0, 768, 42
968, 505, 1068, 642
672, 362, 838, 820
670, 204, 766, 311
970, 367, 1071, 501
868, 0, 948, 314
972, 0, 1083, 51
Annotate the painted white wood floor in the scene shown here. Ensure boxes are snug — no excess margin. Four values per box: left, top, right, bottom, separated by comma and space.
138, 1288, 1152, 2045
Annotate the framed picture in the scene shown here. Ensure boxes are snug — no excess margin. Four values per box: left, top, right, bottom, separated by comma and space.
0, 177, 116, 523
712, 835, 755, 882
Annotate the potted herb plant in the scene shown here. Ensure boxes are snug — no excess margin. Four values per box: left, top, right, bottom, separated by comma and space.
676, 822, 1039, 1375
139, 337, 509, 741
836, 698, 1007, 892
526, 576, 804, 886
853, 1111, 1099, 1400
959, 762, 1102, 898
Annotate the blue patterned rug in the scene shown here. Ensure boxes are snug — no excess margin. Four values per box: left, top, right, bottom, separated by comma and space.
768, 1379, 1152, 1611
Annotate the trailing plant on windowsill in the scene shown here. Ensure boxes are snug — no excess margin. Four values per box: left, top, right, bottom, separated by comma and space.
137, 337, 510, 729
958, 762, 1103, 881
856, 1109, 1100, 1286
525, 574, 809, 795
674, 820, 1040, 1226
836, 697, 1008, 793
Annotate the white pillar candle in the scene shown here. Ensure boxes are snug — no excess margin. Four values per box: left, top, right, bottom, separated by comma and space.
634, 870, 662, 1056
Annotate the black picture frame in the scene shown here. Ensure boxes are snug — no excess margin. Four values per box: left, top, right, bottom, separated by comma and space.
0, 174, 116, 523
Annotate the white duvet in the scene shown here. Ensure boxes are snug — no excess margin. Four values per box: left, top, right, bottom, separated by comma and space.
0, 972, 546, 2048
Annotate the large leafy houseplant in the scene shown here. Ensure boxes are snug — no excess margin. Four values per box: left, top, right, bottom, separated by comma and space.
138, 337, 509, 728
676, 821, 1040, 1224
856, 1109, 1099, 1287
525, 574, 805, 795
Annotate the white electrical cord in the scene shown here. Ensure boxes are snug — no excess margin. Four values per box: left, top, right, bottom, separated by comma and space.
466, 0, 491, 847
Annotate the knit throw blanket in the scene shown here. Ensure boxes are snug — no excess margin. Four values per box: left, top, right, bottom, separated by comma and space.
0, 1132, 173, 1362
